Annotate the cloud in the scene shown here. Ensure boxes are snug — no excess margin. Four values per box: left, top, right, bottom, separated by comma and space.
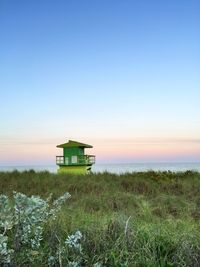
92, 138, 200, 146
1, 136, 200, 148
0, 137, 60, 146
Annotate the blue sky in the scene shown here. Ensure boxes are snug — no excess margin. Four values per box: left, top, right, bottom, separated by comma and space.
0, 0, 200, 165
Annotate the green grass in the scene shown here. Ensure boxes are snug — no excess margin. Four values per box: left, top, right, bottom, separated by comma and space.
1, 170, 200, 266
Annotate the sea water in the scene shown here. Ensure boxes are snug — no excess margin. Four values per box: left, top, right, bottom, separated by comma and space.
0, 162, 200, 174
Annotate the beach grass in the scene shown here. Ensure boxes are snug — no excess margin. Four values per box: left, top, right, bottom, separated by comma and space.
0, 170, 200, 266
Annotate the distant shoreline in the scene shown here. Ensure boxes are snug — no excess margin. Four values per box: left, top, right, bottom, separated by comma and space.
0, 162, 200, 173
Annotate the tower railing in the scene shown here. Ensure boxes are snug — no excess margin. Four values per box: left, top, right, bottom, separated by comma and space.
56, 155, 95, 166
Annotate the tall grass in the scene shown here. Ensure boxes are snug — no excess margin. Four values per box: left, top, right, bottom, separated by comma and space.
0, 170, 200, 266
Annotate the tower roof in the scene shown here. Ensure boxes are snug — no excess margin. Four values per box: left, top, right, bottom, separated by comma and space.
56, 140, 93, 148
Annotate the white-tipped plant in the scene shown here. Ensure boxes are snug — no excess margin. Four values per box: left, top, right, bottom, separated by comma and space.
0, 191, 71, 265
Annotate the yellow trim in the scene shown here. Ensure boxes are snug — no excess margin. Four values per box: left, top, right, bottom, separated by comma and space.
57, 165, 90, 174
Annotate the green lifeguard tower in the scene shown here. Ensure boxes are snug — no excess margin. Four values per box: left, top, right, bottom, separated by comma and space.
56, 140, 95, 174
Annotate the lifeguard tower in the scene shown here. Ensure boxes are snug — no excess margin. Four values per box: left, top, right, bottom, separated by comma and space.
56, 140, 95, 174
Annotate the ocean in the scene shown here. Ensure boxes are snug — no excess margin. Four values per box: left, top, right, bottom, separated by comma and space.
0, 162, 200, 174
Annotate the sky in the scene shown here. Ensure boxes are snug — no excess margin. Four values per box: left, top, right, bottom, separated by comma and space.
0, 0, 200, 165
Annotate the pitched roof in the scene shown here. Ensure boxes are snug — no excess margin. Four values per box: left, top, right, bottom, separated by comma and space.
56, 140, 93, 148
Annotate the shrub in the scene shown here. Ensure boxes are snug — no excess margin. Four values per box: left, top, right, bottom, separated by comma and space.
0, 192, 70, 266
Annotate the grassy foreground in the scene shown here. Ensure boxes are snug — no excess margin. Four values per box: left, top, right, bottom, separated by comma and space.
1, 170, 200, 266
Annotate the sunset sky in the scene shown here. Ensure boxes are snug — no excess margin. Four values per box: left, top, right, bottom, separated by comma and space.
0, 0, 200, 165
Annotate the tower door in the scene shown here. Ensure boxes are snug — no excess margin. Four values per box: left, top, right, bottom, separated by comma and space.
65, 157, 69, 165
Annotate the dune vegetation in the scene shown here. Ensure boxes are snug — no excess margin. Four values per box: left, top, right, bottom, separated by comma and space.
0, 170, 200, 266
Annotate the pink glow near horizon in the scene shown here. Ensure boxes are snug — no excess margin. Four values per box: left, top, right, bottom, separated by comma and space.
1, 138, 200, 165
94, 141, 200, 162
